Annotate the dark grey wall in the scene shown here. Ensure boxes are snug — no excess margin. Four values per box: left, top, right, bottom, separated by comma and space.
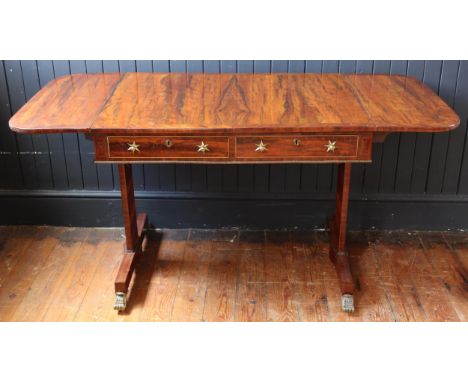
1, 60, 468, 229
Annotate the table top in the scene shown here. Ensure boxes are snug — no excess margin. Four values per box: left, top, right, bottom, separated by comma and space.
9, 73, 460, 135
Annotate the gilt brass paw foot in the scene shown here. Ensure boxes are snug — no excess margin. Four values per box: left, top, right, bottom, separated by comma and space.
341, 294, 354, 313
114, 292, 127, 311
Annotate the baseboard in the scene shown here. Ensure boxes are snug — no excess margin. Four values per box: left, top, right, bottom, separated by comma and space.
0, 190, 467, 230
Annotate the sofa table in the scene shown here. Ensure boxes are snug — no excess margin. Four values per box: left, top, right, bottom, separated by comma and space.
9, 72, 459, 312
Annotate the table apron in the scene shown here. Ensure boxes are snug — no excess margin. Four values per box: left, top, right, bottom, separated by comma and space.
92, 133, 373, 163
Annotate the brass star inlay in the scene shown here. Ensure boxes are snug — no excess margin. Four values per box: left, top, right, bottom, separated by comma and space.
197, 141, 210, 153
325, 140, 336, 152
255, 140, 268, 152
127, 141, 140, 154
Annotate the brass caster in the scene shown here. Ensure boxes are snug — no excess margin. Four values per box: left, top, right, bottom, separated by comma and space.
341, 294, 354, 313
114, 292, 127, 311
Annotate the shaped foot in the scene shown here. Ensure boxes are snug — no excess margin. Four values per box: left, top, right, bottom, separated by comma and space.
114, 292, 127, 311
341, 294, 354, 313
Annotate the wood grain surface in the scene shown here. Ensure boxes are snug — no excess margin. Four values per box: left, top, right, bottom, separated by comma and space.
9, 73, 460, 135
9, 73, 122, 133
1, 226, 466, 322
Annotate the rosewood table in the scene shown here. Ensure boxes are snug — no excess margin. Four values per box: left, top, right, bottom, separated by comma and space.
9, 73, 459, 313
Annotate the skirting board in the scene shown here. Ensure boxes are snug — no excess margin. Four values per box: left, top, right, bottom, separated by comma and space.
0, 190, 467, 230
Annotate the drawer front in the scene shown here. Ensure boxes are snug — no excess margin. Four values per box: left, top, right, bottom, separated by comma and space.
107, 136, 229, 159
235, 135, 360, 160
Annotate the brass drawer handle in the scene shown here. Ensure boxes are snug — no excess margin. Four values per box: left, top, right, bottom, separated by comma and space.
293, 138, 301, 146
127, 141, 140, 153
255, 140, 268, 152
164, 139, 173, 148
197, 141, 210, 153
325, 140, 336, 152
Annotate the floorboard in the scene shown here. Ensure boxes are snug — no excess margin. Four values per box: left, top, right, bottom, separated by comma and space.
0, 226, 466, 322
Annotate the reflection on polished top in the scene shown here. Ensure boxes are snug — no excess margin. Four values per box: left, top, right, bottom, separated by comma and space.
9, 73, 460, 134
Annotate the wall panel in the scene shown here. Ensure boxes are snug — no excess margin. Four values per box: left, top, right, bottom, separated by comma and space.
1, 60, 467, 228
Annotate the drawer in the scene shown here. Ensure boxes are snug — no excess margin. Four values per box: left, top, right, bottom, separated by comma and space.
235, 135, 360, 160
107, 136, 230, 159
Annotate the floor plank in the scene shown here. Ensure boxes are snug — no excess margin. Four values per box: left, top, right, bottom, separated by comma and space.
234, 231, 268, 321
396, 232, 460, 322
264, 231, 301, 322
171, 229, 212, 321
13, 228, 91, 321
0, 226, 38, 289
73, 230, 125, 321
0, 227, 60, 321
293, 230, 331, 322
1, 226, 466, 322
139, 230, 188, 321
202, 231, 240, 322
365, 231, 426, 321
426, 232, 468, 321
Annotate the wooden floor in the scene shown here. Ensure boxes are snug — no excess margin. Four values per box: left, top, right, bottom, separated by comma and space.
0, 226, 467, 322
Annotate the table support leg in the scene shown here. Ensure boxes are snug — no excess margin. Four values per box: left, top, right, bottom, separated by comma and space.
114, 164, 148, 311
328, 163, 355, 312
